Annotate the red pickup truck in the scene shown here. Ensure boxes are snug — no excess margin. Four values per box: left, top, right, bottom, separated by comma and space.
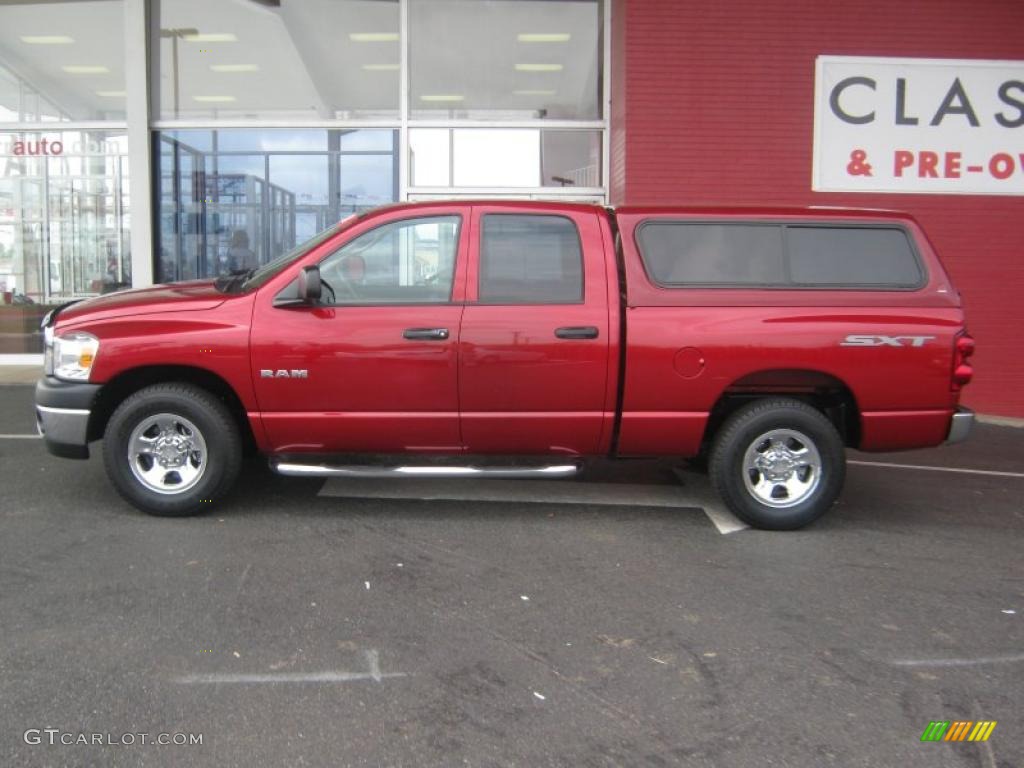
35, 201, 974, 529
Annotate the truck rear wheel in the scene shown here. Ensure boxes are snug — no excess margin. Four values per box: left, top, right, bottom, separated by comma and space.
102, 383, 242, 516
709, 398, 845, 530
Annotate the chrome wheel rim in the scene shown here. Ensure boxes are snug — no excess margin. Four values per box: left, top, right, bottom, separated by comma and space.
128, 413, 208, 495
742, 428, 822, 508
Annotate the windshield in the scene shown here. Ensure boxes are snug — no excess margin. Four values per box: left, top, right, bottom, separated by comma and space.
216, 215, 360, 294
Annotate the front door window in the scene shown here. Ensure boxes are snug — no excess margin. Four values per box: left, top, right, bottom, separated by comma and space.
318, 215, 460, 305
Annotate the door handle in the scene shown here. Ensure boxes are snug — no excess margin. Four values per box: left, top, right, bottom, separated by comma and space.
403, 327, 450, 341
554, 326, 599, 340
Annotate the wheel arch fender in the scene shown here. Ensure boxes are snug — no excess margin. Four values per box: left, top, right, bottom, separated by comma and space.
88, 365, 257, 454
701, 368, 861, 452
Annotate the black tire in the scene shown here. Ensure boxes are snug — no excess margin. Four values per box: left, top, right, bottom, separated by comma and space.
102, 383, 242, 517
708, 398, 845, 530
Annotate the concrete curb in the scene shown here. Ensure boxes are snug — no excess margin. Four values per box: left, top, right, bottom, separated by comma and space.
977, 414, 1024, 429
0, 365, 41, 385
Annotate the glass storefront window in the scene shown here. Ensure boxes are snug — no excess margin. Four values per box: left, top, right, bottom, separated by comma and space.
409, 128, 601, 189
339, 154, 395, 213
409, 129, 450, 187
153, 0, 400, 120
454, 130, 540, 186
155, 129, 397, 284
1, 129, 129, 352
410, 0, 602, 120
149, 0, 607, 206
0, 1, 126, 122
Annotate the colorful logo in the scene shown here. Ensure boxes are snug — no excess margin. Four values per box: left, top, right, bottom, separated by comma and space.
921, 721, 997, 742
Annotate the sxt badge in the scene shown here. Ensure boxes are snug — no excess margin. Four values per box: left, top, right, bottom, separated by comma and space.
840, 335, 935, 347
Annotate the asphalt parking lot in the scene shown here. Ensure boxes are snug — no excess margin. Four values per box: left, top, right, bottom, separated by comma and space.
1, 383, 1021, 768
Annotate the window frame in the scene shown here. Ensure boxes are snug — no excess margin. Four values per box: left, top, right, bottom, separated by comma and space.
634, 219, 928, 292
476, 212, 586, 306
311, 213, 463, 307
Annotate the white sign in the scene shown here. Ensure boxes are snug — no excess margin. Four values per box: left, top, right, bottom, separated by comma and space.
813, 56, 1024, 195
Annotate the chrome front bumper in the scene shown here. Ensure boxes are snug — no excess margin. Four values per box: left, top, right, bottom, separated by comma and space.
34, 376, 100, 459
36, 405, 91, 451
945, 406, 975, 445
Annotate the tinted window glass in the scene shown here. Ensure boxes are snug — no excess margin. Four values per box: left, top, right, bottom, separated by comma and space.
318, 216, 459, 304
637, 223, 785, 285
788, 227, 922, 286
479, 215, 583, 304
410, 0, 602, 120
154, 0, 399, 120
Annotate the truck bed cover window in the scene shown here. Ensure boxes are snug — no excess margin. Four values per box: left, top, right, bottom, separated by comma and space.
636, 221, 924, 289
637, 223, 785, 285
787, 226, 923, 287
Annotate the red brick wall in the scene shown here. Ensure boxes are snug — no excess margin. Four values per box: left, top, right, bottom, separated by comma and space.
610, 0, 1024, 417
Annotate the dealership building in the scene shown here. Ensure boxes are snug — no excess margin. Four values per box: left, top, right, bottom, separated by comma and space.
0, 0, 1021, 416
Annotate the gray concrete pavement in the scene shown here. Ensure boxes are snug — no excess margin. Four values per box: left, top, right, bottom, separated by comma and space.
0, 385, 1021, 767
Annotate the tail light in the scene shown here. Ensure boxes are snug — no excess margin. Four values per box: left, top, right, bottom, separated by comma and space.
951, 333, 975, 391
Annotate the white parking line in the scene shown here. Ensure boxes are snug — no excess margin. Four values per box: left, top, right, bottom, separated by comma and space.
672, 468, 749, 534
700, 504, 749, 535
319, 474, 749, 535
849, 460, 1024, 479
889, 652, 1024, 668
175, 649, 406, 685
175, 670, 407, 685
0, 434, 40, 439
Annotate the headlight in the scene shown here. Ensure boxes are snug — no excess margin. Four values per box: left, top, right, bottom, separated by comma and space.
51, 332, 99, 381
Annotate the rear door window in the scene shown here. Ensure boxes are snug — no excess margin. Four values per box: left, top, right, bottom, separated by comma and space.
479, 214, 583, 304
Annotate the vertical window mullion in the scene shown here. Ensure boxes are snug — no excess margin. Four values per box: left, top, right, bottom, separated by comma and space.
398, 0, 410, 200
781, 224, 792, 285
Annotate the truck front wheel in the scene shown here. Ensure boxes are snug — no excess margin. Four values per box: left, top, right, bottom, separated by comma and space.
102, 383, 242, 516
709, 398, 845, 530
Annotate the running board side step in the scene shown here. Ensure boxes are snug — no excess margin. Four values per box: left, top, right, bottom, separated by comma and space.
270, 460, 582, 479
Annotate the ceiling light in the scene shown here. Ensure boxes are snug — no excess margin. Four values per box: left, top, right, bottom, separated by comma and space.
514, 63, 563, 72
95, 90, 126, 97
183, 33, 237, 43
193, 95, 237, 103
61, 65, 110, 74
20, 35, 74, 44
210, 64, 259, 73
361, 63, 399, 71
513, 89, 556, 96
419, 94, 465, 102
349, 32, 399, 42
517, 33, 571, 43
